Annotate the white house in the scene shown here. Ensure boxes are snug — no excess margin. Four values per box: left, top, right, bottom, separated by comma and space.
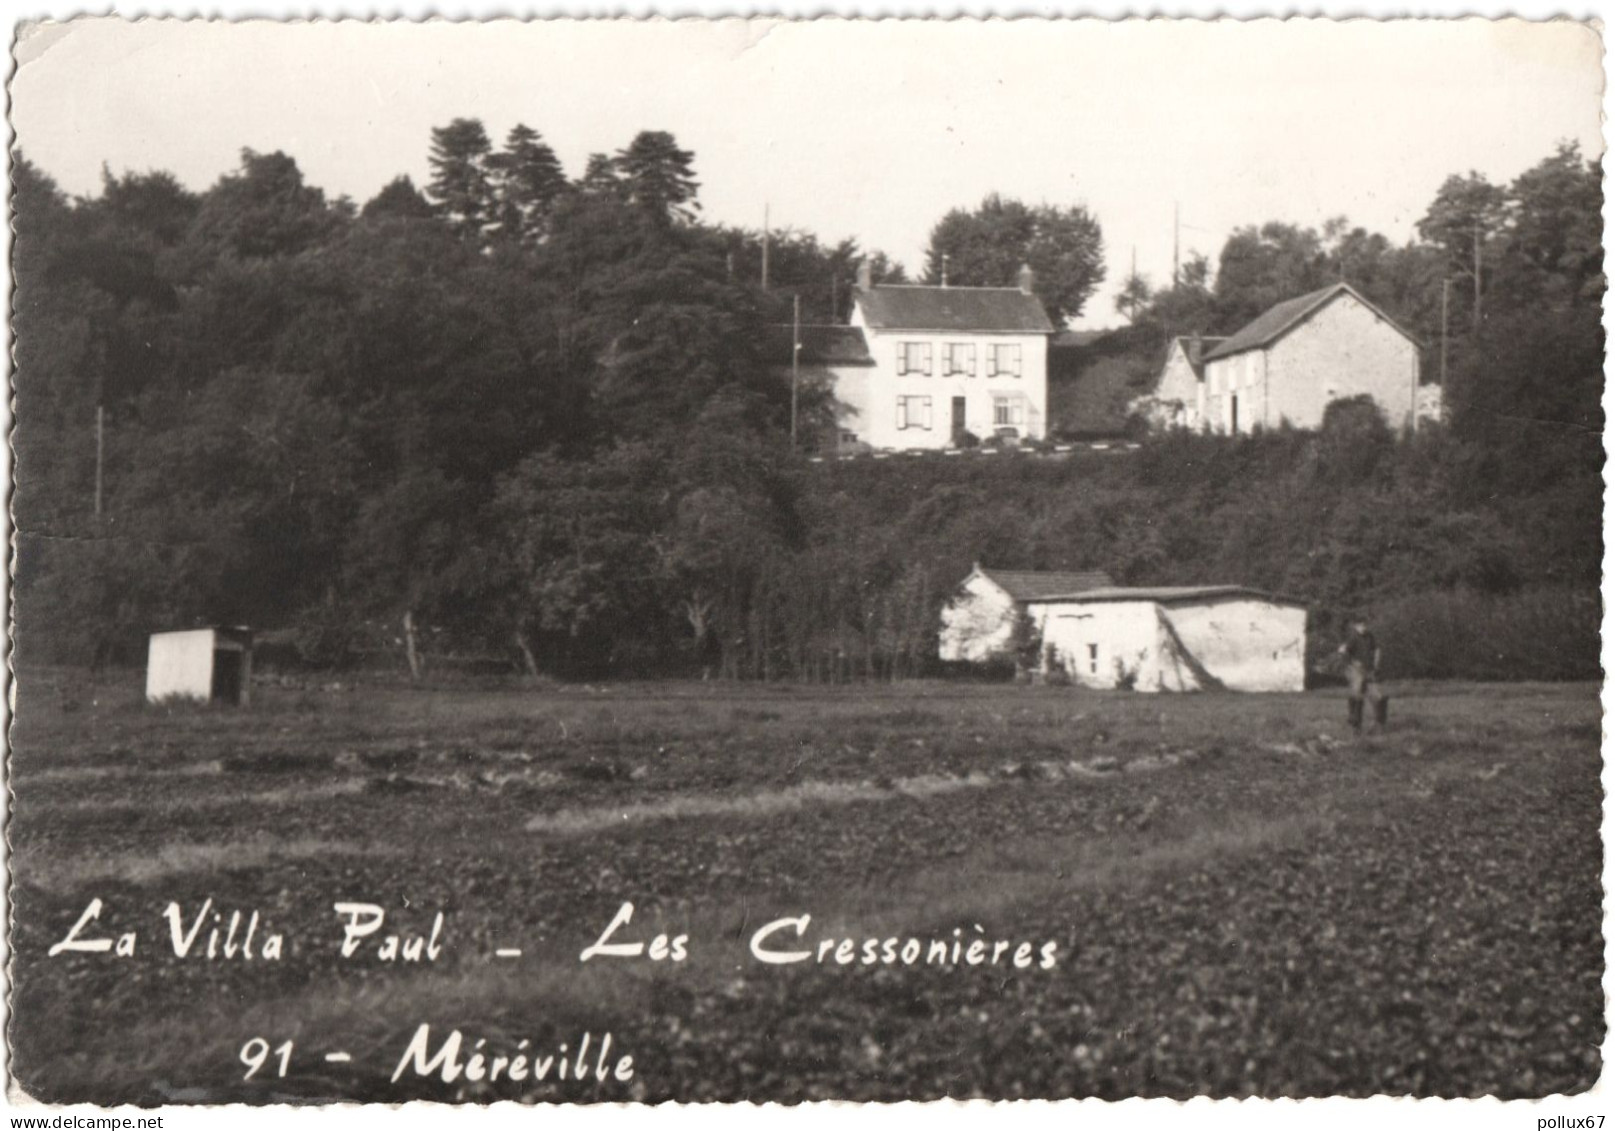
1025, 586, 1308, 693
938, 565, 1115, 663
1128, 335, 1226, 430
823, 263, 1055, 452
146, 626, 254, 705
1198, 282, 1422, 434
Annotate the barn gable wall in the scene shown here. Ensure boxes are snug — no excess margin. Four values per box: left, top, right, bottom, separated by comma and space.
1265, 295, 1419, 431
938, 573, 1018, 663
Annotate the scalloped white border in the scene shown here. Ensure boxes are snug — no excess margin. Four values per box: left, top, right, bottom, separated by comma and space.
0, 6, 1606, 1129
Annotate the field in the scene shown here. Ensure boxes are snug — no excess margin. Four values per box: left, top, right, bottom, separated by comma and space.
7, 672, 1604, 1104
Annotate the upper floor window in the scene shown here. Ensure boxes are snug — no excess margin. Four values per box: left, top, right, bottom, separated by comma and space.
989, 343, 1022, 378
897, 342, 932, 376
943, 343, 976, 377
897, 395, 934, 431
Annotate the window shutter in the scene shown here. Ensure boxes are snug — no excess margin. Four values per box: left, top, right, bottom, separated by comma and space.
896, 395, 907, 429
923, 396, 934, 429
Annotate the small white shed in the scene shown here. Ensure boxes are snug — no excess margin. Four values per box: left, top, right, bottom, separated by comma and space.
1027, 587, 1307, 692
146, 627, 254, 705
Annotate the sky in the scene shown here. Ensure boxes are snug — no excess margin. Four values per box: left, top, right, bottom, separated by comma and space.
9, 16, 1605, 329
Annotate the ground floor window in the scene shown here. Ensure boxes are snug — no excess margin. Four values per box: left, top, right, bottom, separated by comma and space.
993, 395, 1026, 428
1087, 642, 1099, 675
897, 395, 933, 430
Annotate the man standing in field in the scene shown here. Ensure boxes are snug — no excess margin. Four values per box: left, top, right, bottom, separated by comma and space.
1338, 617, 1386, 733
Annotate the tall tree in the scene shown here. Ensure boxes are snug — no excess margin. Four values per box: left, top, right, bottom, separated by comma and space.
487, 123, 568, 243
186, 149, 343, 261
613, 130, 701, 225
1415, 171, 1508, 333
1211, 222, 1332, 330
922, 194, 1105, 325
1495, 141, 1602, 309
426, 118, 496, 240
94, 166, 199, 247
577, 153, 625, 200
1114, 270, 1153, 324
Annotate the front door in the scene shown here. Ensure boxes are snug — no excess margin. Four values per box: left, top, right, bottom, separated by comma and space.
951, 396, 967, 443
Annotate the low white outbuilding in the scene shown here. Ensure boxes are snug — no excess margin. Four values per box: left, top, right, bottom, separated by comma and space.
1025, 586, 1308, 692
145, 627, 254, 705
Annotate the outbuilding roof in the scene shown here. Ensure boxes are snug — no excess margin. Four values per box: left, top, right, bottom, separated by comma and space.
978, 567, 1115, 601
765, 324, 875, 366
1201, 282, 1418, 362
1027, 585, 1308, 608
1173, 335, 1227, 378
856, 286, 1055, 335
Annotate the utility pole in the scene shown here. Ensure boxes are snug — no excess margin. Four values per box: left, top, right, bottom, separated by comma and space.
1471, 223, 1483, 334
1439, 277, 1452, 394
761, 203, 771, 290
93, 346, 106, 521
790, 292, 801, 450
1173, 202, 1180, 289
94, 403, 104, 520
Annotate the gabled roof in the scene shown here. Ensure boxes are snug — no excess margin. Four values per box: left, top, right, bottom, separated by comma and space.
978, 567, 1115, 601
765, 324, 874, 367
1173, 335, 1227, 379
856, 285, 1055, 335
1201, 282, 1418, 362
1027, 585, 1307, 608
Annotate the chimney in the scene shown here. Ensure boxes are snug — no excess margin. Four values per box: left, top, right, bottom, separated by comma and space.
1017, 263, 1035, 295
856, 260, 873, 293
941, 253, 950, 289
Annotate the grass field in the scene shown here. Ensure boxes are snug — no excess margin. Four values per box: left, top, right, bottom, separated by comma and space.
7, 672, 1604, 1103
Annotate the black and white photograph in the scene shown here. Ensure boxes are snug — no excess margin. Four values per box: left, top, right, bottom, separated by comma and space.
3, 10, 1607, 1120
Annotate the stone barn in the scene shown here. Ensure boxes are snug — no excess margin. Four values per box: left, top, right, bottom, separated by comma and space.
1026, 586, 1307, 692
146, 627, 254, 705
1198, 282, 1421, 434
939, 565, 1115, 663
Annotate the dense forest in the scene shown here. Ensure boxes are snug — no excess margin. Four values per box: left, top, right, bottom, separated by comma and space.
11, 123, 1603, 682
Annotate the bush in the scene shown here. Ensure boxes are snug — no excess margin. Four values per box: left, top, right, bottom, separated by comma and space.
1372, 588, 1600, 681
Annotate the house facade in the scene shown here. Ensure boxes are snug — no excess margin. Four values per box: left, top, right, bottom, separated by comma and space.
1198, 283, 1422, 434
831, 264, 1054, 451
1025, 586, 1308, 693
938, 565, 1115, 663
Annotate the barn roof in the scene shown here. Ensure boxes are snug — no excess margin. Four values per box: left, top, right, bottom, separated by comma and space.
1201, 282, 1417, 362
1028, 585, 1308, 608
978, 567, 1115, 601
856, 286, 1055, 335
764, 324, 875, 366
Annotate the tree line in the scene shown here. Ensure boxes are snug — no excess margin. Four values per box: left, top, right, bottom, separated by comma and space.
11, 126, 1602, 682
